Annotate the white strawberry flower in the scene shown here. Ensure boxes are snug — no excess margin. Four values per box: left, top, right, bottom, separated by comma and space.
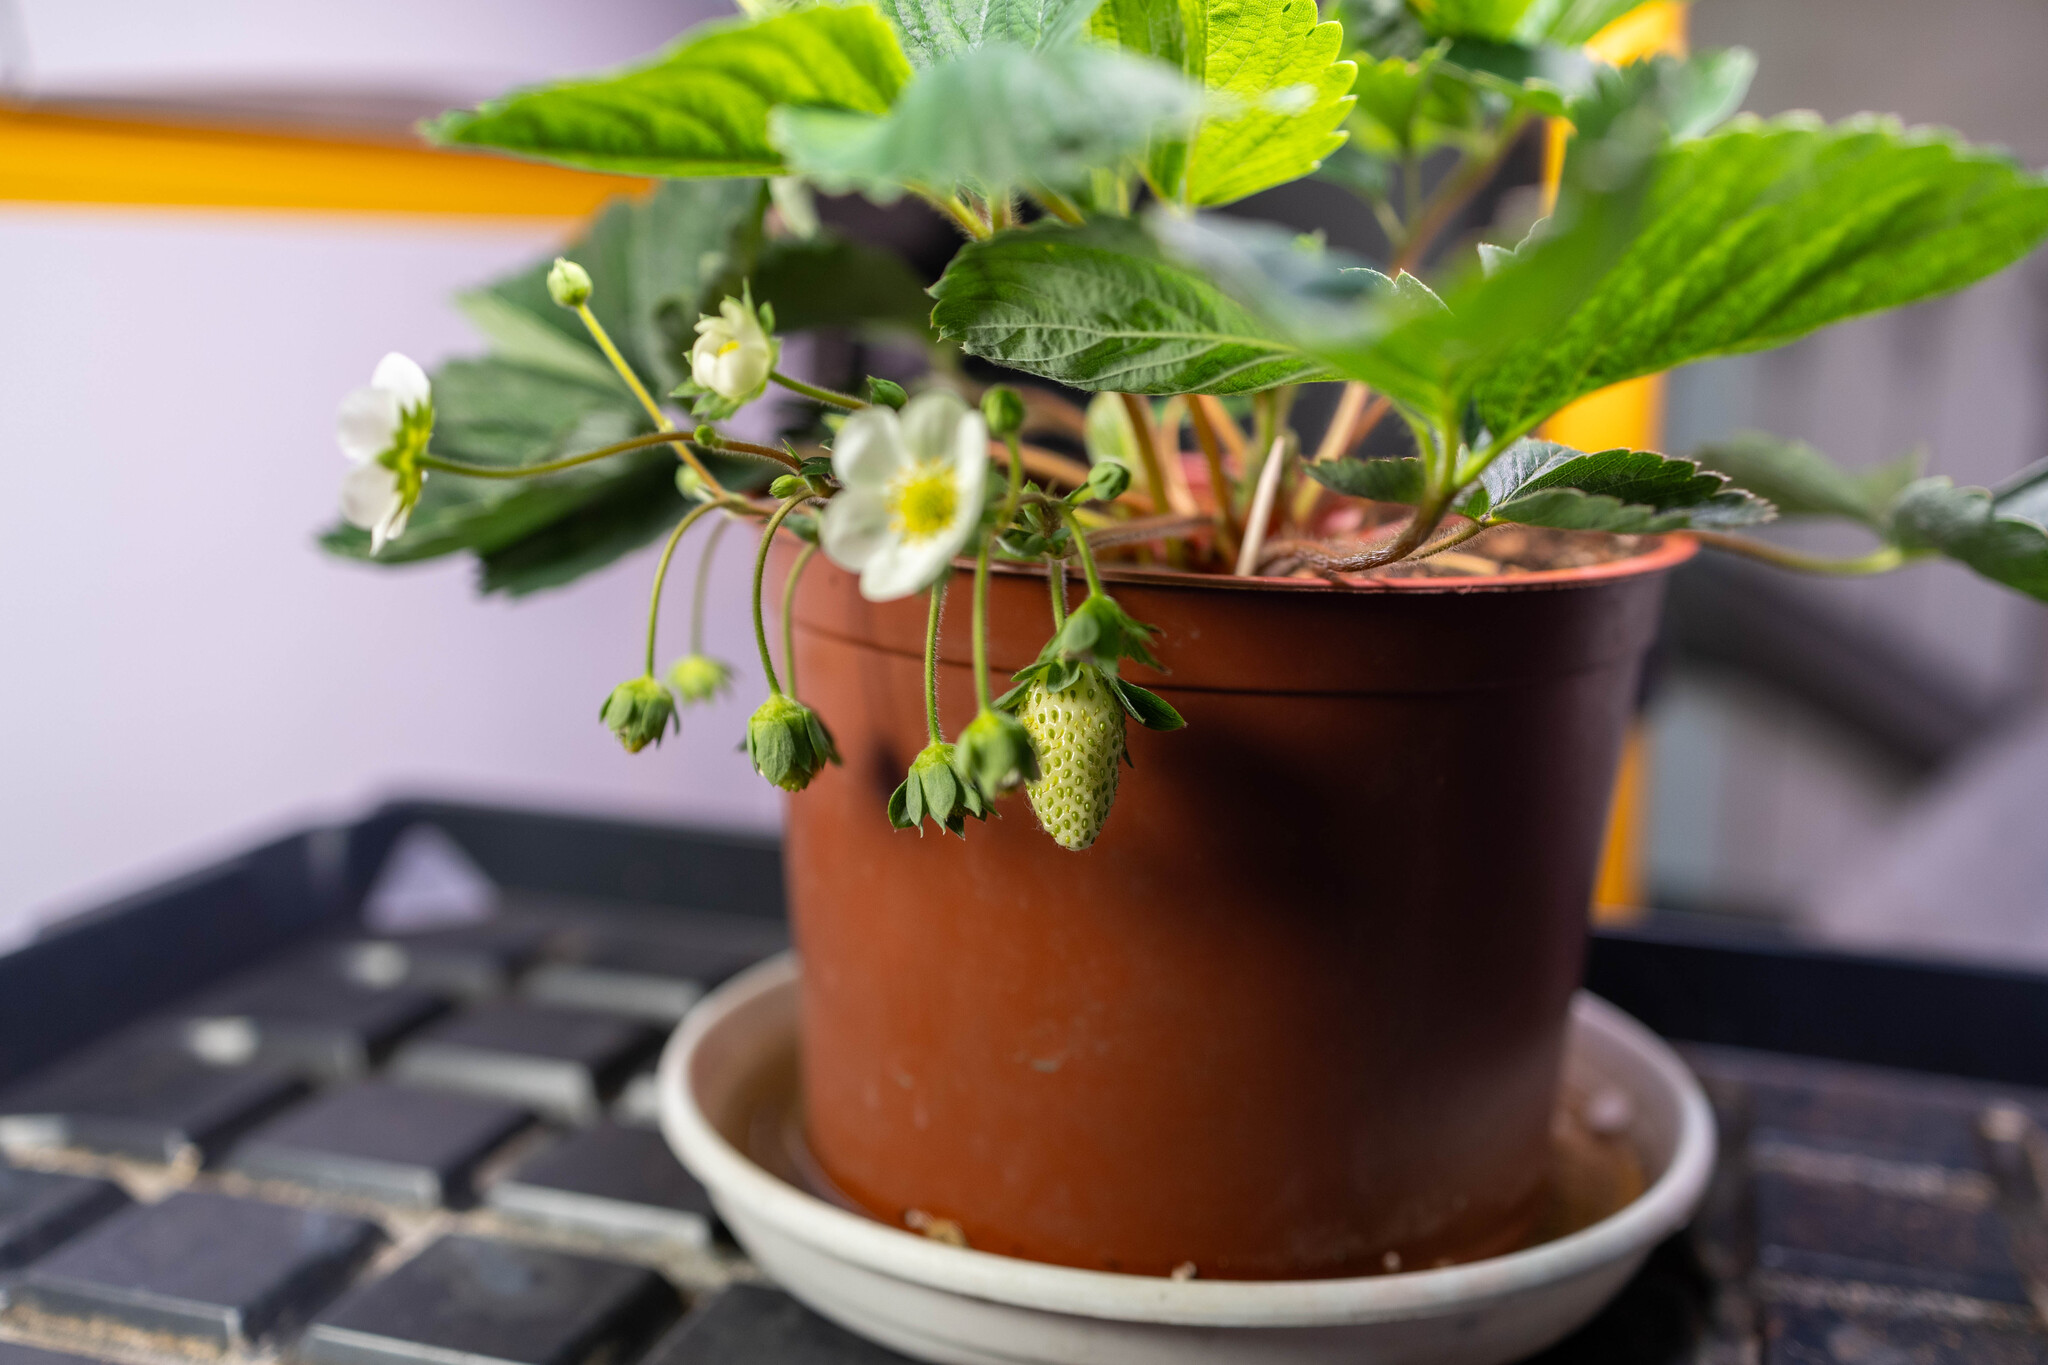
336, 352, 433, 554
819, 391, 989, 602
690, 293, 776, 406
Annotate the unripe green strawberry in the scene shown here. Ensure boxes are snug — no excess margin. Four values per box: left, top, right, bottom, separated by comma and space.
1017, 666, 1125, 851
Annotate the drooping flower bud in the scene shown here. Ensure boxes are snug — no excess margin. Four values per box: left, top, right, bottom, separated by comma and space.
953, 708, 1039, 800
600, 675, 675, 753
547, 257, 593, 308
889, 742, 988, 837
746, 692, 839, 792
865, 377, 908, 410
666, 654, 734, 706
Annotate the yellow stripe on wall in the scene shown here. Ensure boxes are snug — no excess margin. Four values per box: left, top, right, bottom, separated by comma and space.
0, 103, 647, 219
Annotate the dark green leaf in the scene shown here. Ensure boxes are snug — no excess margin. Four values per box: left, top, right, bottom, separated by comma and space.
1473, 117, 2048, 440
1471, 438, 1774, 531
1110, 678, 1186, 731
878, 0, 1102, 67
771, 42, 1205, 198
750, 233, 935, 340
1890, 466, 2048, 601
930, 219, 1327, 393
1691, 431, 1920, 528
426, 7, 912, 177
1305, 455, 1429, 504
477, 455, 691, 596
461, 180, 767, 393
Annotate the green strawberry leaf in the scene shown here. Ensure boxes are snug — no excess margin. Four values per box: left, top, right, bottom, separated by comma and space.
1473, 116, 2048, 441
1690, 431, 1922, 529
771, 42, 1206, 199
1092, 0, 1356, 206
1890, 464, 2048, 601
877, 0, 1103, 67
929, 219, 1327, 394
1305, 454, 1429, 504
1467, 438, 1775, 531
749, 233, 936, 340
425, 7, 913, 178
1409, 0, 1658, 45
1110, 678, 1186, 730
1567, 48, 1755, 143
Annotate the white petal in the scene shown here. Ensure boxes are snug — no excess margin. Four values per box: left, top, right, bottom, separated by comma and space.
373, 496, 411, 554
340, 461, 400, 530
861, 532, 955, 602
371, 352, 431, 410
831, 407, 910, 490
819, 489, 893, 572
900, 390, 970, 462
691, 345, 722, 391
337, 386, 401, 463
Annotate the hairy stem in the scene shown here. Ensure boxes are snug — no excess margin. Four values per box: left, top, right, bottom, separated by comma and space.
573, 302, 725, 497
688, 515, 730, 655
1034, 189, 1085, 225
971, 536, 995, 711
1063, 506, 1107, 598
418, 428, 719, 480
1687, 532, 1913, 576
697, 432, 803, 470
750, 495, 807, 695
1046, 557, 1068, 628
779, 542, 818, 695
923, 581, 947, 746
770, 370, 867, 412
644, 501, 721, 675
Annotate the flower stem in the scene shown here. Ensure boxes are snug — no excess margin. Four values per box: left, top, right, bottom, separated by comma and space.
770, 371, 867, 412
920, 189, 991, 239
572, 301, 726, 498
418, 428, 700, 480
689, 515, 730, 655
779, 542, 818, 695
923, 581, 947, 745
971, 537, 995, 712
751, 495, 807, 695
1063, 506, 1106, 598
695, 432, 803, 470
1687, 531, 1913, 576
1046, 558, 1068, 629
1034, 189, 1085, 225
643, 500, 721, 675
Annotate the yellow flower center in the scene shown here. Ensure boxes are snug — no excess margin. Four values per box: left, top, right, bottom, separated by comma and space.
890, 464, 958, 540
718, 340, 740, 356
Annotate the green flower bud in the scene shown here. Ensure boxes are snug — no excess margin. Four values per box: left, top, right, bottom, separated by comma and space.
889, 742, 989, 837
769, 473, 809, 499
953, 708, 1039, 800
666, 653, 734, 705
1085, 460, 1132, 502
747, 692, 840, 792
600, 674, 675, 753
676, 465, 710, 502
547, 257, 593, 308
981, 385, 1027, 440
866, 377, 908, 410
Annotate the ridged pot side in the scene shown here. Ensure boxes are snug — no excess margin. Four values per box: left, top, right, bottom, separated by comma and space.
783, 540, 1690, 1281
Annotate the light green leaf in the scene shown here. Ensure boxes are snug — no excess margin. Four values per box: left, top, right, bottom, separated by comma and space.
1567, 49, 1755, 143
1084, 391, 1141, 468
929, 219, 1327, 393
460, 180, 766, 394
1467, 438, 1774, 531
425, 7, 912, 178
1891, 467, 2048, 601
1473, 116, 2048, 440
1305, 454, 1429, 503
878, 0, 1102, 67
1517, 0, 1656, 44
1094, 0, 1355, 205
1409, 0, 1657, 44
771, 42, 1204, 198
1691, 431, 1921, 528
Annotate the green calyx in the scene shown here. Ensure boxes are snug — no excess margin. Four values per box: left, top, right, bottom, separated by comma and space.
889, 742, 989, 837
600, 674, 676, 753
953, 707, 1039, 800
1039, 591, 1162, 672
747, 691, 840, 792
666, 653, 734, 705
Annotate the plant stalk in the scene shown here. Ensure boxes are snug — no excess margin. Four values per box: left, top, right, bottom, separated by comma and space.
750, 495, 807, 695
923, 581, 947, 745
573, 302, 726, 497
779, 542, 818, 695
1687, 532, 1912, 576
770, 371, 867, 411
643, 500, 721, 674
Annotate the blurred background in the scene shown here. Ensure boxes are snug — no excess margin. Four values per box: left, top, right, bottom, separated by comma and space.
3, 0, 2045, 963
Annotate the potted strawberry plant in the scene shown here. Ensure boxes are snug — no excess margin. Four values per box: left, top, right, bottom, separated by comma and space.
323, 0, 2048, 1283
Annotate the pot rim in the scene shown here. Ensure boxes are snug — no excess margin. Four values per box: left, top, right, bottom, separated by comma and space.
976, 530, 1698, 597
660, 953, 1719, 1329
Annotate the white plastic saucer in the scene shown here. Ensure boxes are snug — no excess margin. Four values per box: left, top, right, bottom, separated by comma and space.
658, 954, 1715, 1365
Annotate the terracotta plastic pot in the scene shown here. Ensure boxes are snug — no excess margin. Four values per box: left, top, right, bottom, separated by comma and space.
783, 538, 1692, 1281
